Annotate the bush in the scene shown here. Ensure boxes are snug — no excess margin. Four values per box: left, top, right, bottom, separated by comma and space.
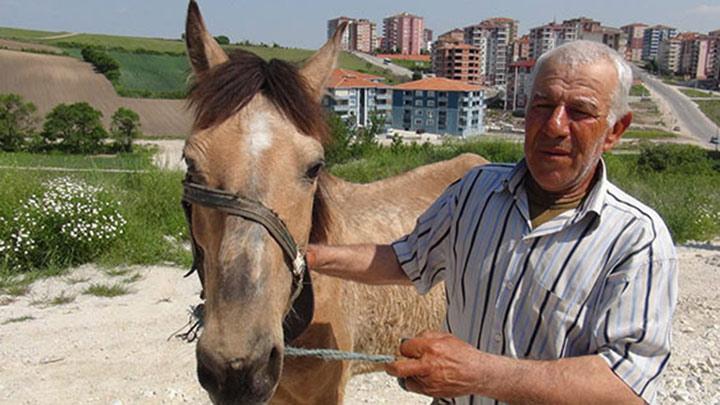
0, 177, 126, 272
637, 143, 716, 174
41, 102, 108, 154
81, 47, 121, 82
214, 35, 230, 45
110, 107, 141, 152
0, 94, 38, 151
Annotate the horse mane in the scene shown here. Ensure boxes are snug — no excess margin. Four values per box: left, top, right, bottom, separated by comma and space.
187, 49, 329, 145
187, 49, 333, 243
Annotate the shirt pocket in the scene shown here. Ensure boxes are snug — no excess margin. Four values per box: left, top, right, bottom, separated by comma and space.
521, 274, 585, 359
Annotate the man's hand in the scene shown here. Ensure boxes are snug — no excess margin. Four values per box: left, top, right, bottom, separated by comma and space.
385, 331, 491, 398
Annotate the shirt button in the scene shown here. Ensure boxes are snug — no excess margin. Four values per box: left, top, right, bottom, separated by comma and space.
505, 281, 513, 289
494, 333, 502, 343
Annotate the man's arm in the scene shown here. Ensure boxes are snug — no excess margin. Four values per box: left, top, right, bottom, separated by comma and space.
306, 243, 412, 285
386, 331, 643, 404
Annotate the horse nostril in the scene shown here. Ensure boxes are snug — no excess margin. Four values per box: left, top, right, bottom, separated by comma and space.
268, 346, 280, 366
197, 352, 221, 394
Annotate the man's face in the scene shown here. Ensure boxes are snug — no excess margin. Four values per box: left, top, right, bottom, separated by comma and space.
524, 58, 624, 194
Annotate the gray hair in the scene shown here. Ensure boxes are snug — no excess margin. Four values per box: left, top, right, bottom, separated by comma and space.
529, 40, 633, 126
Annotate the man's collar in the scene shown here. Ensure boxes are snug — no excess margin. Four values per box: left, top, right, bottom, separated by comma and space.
495, 158, 608, 219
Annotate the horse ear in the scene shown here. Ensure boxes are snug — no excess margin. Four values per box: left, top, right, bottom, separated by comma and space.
300, 21, 348, 101
185, 0, 229, 76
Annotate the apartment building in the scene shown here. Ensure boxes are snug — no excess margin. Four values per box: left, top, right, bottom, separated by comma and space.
432, 29, 482, 84
565, 17, 627, 56
506, 59, 535, 111
423, 28, 434, 52
391, 77, 485, 136
642, 25, 678, 61
512, 34, 530, 62
528, 22, 577, 59
327, 17, 376, 53
382, 12, 425, 55
322, 69, 392, 128
463, 18, 518, 86
657, 36, 681, 74
621, 23, 648, 62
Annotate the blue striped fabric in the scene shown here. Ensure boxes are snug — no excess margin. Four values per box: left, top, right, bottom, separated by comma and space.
392, 159, 677, 405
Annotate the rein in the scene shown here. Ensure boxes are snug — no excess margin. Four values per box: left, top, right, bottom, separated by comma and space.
182, 180, 306, 305
178, 180, 396, 363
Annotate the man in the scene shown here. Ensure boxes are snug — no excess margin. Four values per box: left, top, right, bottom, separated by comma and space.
307, 41, 677, 404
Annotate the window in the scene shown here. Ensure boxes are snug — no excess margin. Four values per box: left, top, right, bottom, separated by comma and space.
415, 119, 423, 125
404, 91, 413, 96
438, 101, 447, 107
415, 99, 424, 107
415, 90, 424, 97
426, 119, 434, 125
427, 100, 435, 107
427, 111, 434, 118
416, 109, 424, 116
404, 100, 413, 106
427, 90, 435, 97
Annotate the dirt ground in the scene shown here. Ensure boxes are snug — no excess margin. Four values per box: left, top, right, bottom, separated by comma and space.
1, 240, 718, 404
0, 49, 191, 137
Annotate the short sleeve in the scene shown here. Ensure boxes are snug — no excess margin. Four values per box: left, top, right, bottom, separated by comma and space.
592, 239, 678, 404
391, 176, 465, 294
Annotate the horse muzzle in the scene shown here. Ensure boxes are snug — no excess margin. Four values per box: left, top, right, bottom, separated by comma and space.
197, 343, 282, 405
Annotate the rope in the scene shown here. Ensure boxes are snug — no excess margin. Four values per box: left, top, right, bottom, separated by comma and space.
284, 347, 395, 363
172, 304, 396, 363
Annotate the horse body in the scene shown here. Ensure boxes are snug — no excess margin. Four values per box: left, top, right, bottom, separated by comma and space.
273, 154, 485, 404
181, 2, 487, 404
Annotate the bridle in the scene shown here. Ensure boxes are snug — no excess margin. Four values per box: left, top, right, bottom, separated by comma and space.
181, 180, 314, 342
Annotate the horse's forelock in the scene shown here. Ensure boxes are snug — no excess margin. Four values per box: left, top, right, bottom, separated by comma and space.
187, 50, 329, 145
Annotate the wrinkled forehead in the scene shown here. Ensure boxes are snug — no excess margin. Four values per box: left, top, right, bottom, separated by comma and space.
531, 59, 617, 102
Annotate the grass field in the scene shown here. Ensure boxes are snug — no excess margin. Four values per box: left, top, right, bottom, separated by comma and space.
630, 84, 650, 97
622, 129, 677, 139
695, 100, 720, 127
679, 88, 719, 98
0, 150, 155, 170
0, 27, 65, 40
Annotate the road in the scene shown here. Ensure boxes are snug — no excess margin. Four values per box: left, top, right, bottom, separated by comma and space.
350, 51, 413, 78
636, 69, 719, 144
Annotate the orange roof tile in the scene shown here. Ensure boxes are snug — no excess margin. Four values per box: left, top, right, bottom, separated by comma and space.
393, 77, 483, 92
327, 69, 387, 89
376, 54, 431, 62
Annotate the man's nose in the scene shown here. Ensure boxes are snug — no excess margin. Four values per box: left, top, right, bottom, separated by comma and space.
545, 105, 570, 138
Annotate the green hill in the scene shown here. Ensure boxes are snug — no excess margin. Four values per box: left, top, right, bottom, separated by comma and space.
0, 26, 402, 99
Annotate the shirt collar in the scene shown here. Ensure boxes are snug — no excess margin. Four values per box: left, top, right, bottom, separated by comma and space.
495, 158, 608, 219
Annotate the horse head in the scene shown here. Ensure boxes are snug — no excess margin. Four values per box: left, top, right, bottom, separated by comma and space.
182, 2, 344, 403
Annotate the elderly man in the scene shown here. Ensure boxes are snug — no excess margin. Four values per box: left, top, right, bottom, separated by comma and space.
307, 40, 677, 404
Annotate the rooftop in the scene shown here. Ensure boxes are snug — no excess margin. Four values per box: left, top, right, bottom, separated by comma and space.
393, 77, 483, 92
327, 69, 387, 89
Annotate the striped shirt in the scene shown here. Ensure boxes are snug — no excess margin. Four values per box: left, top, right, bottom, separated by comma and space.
392, 159, 678, 405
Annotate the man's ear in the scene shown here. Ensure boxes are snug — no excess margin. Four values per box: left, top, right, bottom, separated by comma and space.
603, 112, 632, 152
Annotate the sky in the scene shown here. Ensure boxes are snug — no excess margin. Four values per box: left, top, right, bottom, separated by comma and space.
1, 0, 720, 49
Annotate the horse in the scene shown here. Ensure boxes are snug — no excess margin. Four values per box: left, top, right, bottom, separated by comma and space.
181, 2, 487, 404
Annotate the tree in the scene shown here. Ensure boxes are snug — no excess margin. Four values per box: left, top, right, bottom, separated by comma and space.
110, 107, 141, 152
81, 47, 121, 82
0, 94, 38, 151
325, 113, 353, 165
214, 35, 230, 45
42, 102, 107, 154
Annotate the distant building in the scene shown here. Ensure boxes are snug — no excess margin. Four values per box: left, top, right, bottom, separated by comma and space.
391, 77, 485, 137
432, 30, 482, 84
621, 23, 648, 62
676, 33, 713, 80
506, 59, 535, 111
528, 22, 577, 60
327, 17, 376, 53
657, 36, 681, 74
565, 17, 627, 56
710, 31, 720, 81
464, 18, 518, 86
322, 69, 392, 128
642, 25, 678, 61
512, 34, 530, 62
423, 28, 434, 52
383, 12, 425, 54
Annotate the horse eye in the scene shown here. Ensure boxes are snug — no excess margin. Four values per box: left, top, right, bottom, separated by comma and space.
306, 160, 325, 179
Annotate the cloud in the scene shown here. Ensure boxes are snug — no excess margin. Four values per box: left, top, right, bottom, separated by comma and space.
687, 4, 720, 15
